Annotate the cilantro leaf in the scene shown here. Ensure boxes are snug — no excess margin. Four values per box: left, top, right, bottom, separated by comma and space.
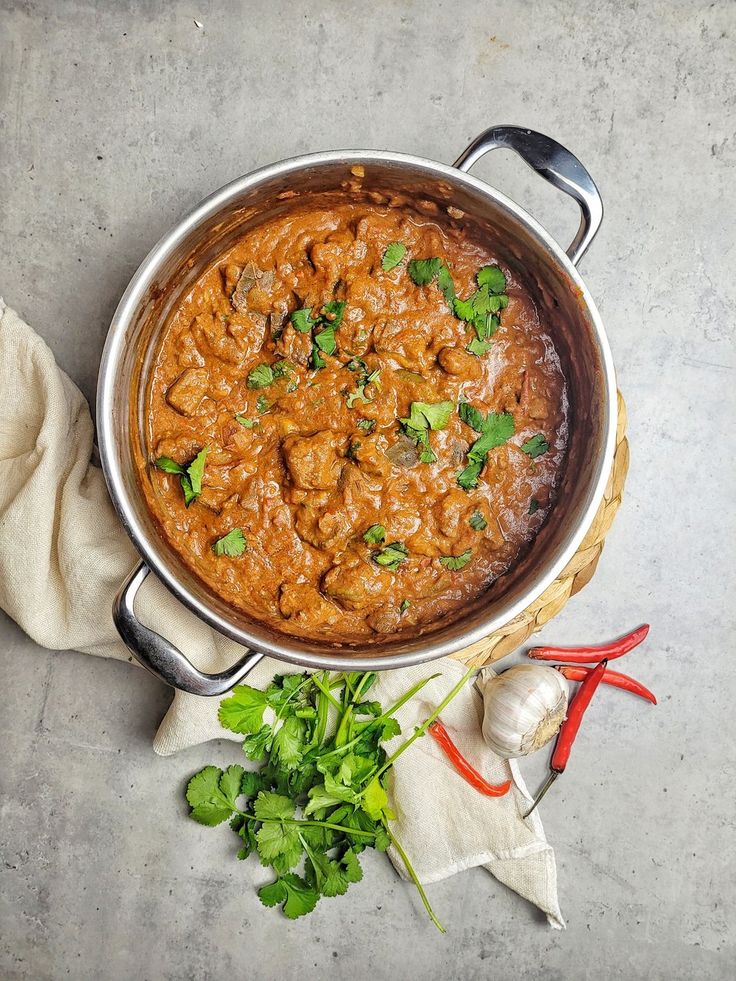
256, 395, 270, 413
212, 528, 247, 557
218, 685, 268, 734
372, 541, 408, 570
322, 299, 346, 327
468, 412, 515, 460
363, 524, 386, 545
247, 364, 275, 389
271, 715, 307, 770
408, 257, 441, 285
186, 766, 235, 826
458, 401, 485, 433
186, 447, 208, 497
242, 724, 273, 760
402, 400, 454, 432
362, 777, 396, 822
259, 874, 319, 919
382, 242, 406, 271
469, 510, 487, 531
180, 473, 196, 506
235, 415, 258, 428
436, 262, 456, 311
290, 308, 318, 333
457, 459, 484, 490
439, 549, 472, 571
477, 264, 507, 292
521, 433, 550, 458
241, 770, 267, 798
453, 296, 475, 321
466, 336, 493, 357
529, 497, 540, 515
219, 764, 245, 807
399, 598, 411, 614
154, 456, 186, 474
357, 418, 376, 432
272, 359, 293, 380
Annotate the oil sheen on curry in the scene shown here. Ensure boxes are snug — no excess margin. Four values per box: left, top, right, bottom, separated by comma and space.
144, 202, 568, 643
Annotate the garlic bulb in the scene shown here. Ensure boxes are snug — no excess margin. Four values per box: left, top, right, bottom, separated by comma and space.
479, 664, 569, 759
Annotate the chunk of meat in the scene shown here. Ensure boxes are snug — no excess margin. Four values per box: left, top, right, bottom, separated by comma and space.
438, 345, 483, 379
176, 330, 205, 368
294, 503, 351, 549
435, 488, 473, 540
279, 583, 341, 626
282, 431, 344, 490
322, 558, 393, 611
366, 607, 402, 634
165, 368, 209, 416
231, 262, 259, 311
275, 323, 313, 365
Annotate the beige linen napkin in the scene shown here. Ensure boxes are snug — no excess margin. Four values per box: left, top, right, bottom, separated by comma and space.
0, 299, 563, 928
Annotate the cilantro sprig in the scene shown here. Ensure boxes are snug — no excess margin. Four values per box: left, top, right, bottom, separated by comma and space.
184, 667, 481, 932
399, 400, 454, 464
456, 402, 515, 489
290, 299, 347, 369
154, 447, 208, 506
453, 264, 508, 357
408, 257, 456, 313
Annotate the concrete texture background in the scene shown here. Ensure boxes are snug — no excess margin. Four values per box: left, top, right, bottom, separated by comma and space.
1, 1, 734, 978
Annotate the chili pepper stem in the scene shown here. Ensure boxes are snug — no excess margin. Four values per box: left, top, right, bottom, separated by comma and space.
523, 770, 559, 819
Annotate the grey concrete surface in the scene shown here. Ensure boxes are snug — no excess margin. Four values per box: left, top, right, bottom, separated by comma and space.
1, 1, 734, 979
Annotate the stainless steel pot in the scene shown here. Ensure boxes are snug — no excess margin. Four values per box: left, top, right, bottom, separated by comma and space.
97, 125, 617, 695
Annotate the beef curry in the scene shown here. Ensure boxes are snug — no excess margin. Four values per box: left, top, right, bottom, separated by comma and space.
143, 202, 568, 643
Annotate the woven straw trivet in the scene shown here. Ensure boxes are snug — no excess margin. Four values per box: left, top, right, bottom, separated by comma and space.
453, 391, 630, 669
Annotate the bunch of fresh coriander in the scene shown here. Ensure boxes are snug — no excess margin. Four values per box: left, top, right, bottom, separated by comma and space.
186, 668, 472, 930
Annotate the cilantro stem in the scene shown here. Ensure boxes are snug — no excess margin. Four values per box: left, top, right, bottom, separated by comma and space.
354, 673, 441, 734
375, 667, 476, 779
310, 672, 342, 712
386, 825, 445, 933
237, 813, 377, 839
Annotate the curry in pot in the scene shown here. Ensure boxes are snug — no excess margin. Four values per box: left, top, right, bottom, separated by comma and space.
143, 201, 568, 643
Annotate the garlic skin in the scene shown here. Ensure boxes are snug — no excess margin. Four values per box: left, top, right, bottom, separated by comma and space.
479, 665, 569, 759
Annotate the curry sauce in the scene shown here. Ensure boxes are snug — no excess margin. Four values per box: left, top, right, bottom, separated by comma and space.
143, 203, 568, 643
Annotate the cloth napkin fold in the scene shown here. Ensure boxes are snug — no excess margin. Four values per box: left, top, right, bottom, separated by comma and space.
0, 298, 564, 928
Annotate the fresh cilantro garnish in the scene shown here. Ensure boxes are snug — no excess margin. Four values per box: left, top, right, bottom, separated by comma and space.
408, 257, 455, 313
399, 400, 454, 464
456, 406, 514, 489
155, 447, 208, 507
308, 299, 347, 369
290, 308, 319, 333
363, 524, 386, 545
247, 364, 275, 389
529, 497, 540, 514
183, 663, 467, 930
256, 395, 270, 413
399, 599, 411, 614
235, 415, 258, 428
382, 242, 406, 271
439, 549, 472, 571
469, 510, 487, 531
346, 360, 381, 408
347, 440, 361, 459
259, 874, 319, 919
408, 257, 441, 285
372, 541, 409, 570
154, 457, 186, 474
212, 528, 247, 557
357, 418, 376, 432
453, 264, 507, 356
272, 360, 293, 380
521, 434, 550, 458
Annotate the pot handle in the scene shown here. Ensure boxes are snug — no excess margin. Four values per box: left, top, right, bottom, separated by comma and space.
453, 125, 603, 266
113, 562, 264, 695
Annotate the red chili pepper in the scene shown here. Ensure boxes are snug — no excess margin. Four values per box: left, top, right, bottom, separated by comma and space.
556, 664, 657, 705
524, 659, 608, 817
527, 623, 649, 663
428, 720, 512, 797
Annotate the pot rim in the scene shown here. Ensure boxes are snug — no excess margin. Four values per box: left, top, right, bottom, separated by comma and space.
97, 147, 618, 672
